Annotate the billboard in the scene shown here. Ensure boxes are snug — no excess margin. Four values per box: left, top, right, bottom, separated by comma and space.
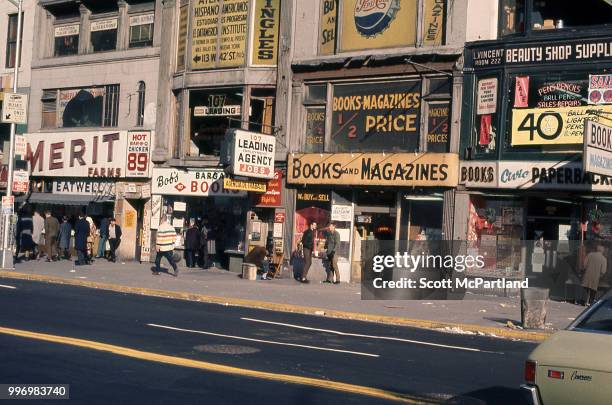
584, 120, 612, 177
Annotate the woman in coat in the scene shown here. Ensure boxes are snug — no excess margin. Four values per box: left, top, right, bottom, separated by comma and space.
57, 216, 72, 260
74, 214, 90, 265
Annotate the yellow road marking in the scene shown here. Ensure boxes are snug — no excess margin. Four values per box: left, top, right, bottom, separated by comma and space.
0, 326, 437, 404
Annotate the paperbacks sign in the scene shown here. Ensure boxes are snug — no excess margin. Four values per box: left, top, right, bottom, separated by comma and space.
287, 153, 458, 187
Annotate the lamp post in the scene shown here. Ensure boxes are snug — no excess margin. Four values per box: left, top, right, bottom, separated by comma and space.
1, 0, 23, 269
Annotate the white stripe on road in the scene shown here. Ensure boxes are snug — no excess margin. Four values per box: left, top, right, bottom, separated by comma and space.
146, 323, 380, 358
0, 284, 16, 289
241, 318, 501, 354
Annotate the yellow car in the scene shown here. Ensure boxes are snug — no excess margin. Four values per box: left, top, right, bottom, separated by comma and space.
521, 291, 612, 405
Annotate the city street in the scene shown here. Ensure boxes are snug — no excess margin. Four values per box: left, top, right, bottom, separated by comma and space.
0, 278, 535, 404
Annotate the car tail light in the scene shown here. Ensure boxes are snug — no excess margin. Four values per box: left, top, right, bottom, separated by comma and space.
547, 369, 564, 380
525, 360, 537, 384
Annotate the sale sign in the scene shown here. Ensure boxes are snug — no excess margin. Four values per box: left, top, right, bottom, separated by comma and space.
126, 131, 152, 178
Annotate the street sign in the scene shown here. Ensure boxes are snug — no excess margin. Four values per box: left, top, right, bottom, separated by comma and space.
11, 170, 29, 193
1, 92, 28, 124
14, 135, 27, 158
584, 120, 612, 177
1, 196, 14, 215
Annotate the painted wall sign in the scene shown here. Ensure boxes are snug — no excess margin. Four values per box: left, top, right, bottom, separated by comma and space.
331, 81, 421, 151
319, 0, 337, 55
467, 38, 612, 69
426, 102, 450, 153
498, 161, 612, 191
422, 0, 445, 46
25, 131, 152, 179
588, 74, 612, 105
459, 161, 498, 188
251, 0, 279, 65
339, 0, 417, 52
151, 167, 245, 197
584, 120, 612, 177
191, 0, 248, 69
288, 153, 459, 187
305, 107, 325, 152
511, 105, 612, 145
477, 78, 498, 115
90, 19, 118, 32
227, 129, 276, 179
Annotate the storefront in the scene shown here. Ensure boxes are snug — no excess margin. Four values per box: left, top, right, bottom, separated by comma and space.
288, 152, 459, 282
150, 167, 248, 269
22, 130, 153, 260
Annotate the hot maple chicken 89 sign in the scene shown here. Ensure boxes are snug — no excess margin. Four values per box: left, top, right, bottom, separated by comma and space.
225, 129, 276, 179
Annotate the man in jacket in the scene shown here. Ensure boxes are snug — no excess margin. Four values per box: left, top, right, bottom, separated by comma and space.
57, 216, 72, 260
44, 211, 60, 262
324, 222, 341, 284
582, 244, 608, 305
74, 213, 90, 266
154, 215, 178, 276
97, 216, 110, 259
107, 218, 122, 263
300, 222, 317, 283
32, 211, 44, 259
184, 219, 200, 268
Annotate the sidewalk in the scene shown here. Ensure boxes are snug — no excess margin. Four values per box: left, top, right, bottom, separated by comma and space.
1, 258, 585, 341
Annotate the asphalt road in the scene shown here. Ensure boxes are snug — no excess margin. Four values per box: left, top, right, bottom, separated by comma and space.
0, 278, 537, 404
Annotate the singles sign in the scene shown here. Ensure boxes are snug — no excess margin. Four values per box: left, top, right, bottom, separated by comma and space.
25, 131, 153, 178
288, 153, 459, 187
224, 129, 276, 179
584, 120, 612, 177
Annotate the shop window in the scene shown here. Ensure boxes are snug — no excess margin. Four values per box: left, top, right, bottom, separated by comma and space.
304, 107, 326, 153
293, 190, 331, 251
41, 84, 120, 128
136, 81, 145, 126
188, 89, 243, 157
129, 14, 154, 48
249, 88, 275, 135
5, 13, 23, 68
54, 23, 79, 56
90, 18, 118, 52
426, 101, 450, 153
530, 0, 612, 31
500, 0, 526, 36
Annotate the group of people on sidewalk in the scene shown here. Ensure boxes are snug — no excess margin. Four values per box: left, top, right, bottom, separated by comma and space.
296, 221, 341, 284
16, 209, 122, 266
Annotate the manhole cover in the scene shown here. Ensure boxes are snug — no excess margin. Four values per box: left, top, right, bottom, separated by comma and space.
193, 344, 261, 355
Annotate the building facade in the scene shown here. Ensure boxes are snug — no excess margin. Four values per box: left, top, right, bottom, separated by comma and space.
282, 0, 492, 282
456, 0, 612, 295
22, 0, 162, 261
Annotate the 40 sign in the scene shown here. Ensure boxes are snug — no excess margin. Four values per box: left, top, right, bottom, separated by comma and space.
511, 106, 612, 145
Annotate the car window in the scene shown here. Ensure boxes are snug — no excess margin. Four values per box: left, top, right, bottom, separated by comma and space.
575, 300, 612, 333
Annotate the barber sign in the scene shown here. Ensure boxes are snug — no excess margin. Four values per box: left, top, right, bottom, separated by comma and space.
227, 129, 276, 180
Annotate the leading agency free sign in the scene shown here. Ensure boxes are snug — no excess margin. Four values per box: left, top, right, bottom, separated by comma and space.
227, 129, 276, 179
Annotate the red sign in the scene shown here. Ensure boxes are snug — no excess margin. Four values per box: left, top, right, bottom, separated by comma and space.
514, 76, 529, 108
12, 170, 29, 193
254, 169, 282, 207
274, 211, 285, 223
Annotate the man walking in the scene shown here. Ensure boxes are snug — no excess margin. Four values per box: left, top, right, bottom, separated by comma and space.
154, 215, 178, 276
184, 219, 200, 268
97, 216, 109, 259
74, 213, 90, 266
107, 218, 122, 262
299, 221, 317, 283
44, 211, 60, 262
582, 244, 608, 305
324, 222, 341, 284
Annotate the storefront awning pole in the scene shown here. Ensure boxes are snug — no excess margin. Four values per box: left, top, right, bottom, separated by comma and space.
1, 0, 23, 270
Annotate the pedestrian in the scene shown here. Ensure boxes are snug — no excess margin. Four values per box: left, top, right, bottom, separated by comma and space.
184, 218, 200, 268
86, 216, 96, 261
107, 218, 122, 263
199, 218, 209, 269
57, 216, 72, 260
581, 244, 608, 305
299, 221, 317, 283
324, 222, 341, 284
32, 210, 44, 259
97, 216, 109, 259
154, 215, 178, 276
44, 210, 60, 262
74, 213, 90, 266
16, 209, 34, 261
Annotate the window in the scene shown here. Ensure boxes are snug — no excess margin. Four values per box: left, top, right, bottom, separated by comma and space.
574, 299, 612, 333
90, 18, 118, 52
249, 88, 275, 135
136, 82, 146, 126
472, 76, 500, 156
303, 84, 327, 152
129, 14, 154, 48
6, 13, 23, 68
54, 24, 80, 56
500, 0, 526, 36
41, 85, 120, 129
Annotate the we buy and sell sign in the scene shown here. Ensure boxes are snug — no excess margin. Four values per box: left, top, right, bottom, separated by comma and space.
230, 130, 276, 179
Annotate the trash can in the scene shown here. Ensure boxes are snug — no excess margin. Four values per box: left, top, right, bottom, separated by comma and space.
521, 287, 549, 329
242, 263, 257, 281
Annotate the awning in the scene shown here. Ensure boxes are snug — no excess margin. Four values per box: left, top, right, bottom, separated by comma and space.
16, 193, 114, 206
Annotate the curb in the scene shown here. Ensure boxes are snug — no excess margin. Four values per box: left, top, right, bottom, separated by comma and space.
0, 270, 552, 342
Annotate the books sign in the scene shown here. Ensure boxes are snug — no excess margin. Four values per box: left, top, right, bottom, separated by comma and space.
584, 120, 612, 177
